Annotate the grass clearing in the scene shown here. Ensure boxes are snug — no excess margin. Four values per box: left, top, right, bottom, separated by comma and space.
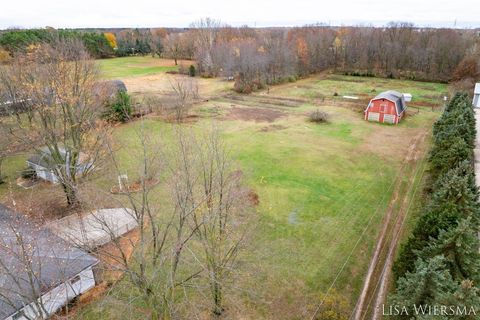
0, 57, 445, 318
97, 56, 191, 78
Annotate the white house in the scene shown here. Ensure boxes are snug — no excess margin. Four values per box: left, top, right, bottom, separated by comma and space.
473, 83, 480, 108
0, 204, 99, 320
26, 147, 93, 184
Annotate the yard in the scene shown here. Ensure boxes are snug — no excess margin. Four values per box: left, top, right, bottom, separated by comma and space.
0, 57, 447, 319
97, 56, 191, 78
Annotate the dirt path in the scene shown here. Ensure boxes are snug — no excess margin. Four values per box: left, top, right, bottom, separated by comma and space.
353, 130, 428, 320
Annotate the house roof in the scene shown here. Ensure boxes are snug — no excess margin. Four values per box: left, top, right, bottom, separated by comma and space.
372, 90, 407, 114
0, 204, 98, 319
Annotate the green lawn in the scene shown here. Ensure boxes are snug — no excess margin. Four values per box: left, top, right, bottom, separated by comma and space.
97, 56, 180, 78
75, 88, 439, 319
0, 65, 445, 318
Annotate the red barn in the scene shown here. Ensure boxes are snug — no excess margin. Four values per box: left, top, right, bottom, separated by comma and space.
364, 91, 407, 124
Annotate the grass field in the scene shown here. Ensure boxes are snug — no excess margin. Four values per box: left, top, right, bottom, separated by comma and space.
0, 58, 447, 319
97, 56, 191, 78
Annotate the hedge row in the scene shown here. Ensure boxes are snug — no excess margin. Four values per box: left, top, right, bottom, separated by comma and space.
390, 92, 480, 315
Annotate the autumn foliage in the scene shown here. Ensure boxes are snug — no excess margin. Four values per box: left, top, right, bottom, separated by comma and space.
104, 32, 117, 49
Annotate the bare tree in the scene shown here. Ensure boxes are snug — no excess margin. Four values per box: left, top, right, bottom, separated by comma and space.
188, 129, 252, 316
190, 18, 223, 77
79, 124, 253, 319
169, 77, 199, 122
164, 33, 184, 66
0, 38, 109, 207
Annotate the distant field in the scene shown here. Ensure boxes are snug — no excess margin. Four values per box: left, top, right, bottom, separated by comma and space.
0, 58, 446, 319
269, 74, 448, 108
97, 56, 192, 78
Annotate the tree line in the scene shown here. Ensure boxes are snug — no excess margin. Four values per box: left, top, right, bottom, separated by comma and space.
391, 93, 480, 317
0, 28, 115, 58
1, 21, 479, 88
171, 19, 479, 90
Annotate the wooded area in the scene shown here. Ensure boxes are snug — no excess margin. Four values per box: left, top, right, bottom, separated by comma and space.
1, 21, 479, 86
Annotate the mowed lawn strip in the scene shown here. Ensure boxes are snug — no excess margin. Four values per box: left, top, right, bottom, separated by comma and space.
97, 56, 182, 78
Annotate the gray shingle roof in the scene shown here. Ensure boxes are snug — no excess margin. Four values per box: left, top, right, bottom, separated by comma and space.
373, 90, 407, 114
0, 204, 98, 319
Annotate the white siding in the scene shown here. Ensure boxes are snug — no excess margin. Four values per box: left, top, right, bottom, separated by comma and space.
367, 112, 380, 122
5, 268, 96, 320
383, 114, 396, 124
27, 163, 59, 184
473, 94, 480, 108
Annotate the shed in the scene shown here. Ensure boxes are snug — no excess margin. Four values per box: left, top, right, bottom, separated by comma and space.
26, 147, 93, 184
364, 90, 407, 124
473, 83, 480, 108
0, 204, 98, 320
47, 208, 138, 249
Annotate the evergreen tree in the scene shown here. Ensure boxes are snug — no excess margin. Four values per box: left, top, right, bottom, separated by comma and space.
391, 256, 457, 318
420, 218, 480, 283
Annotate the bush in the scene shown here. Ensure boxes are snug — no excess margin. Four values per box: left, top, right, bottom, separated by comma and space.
189, 65, 196, 77
308, 109, 329, 123
104, 91, 132, 123
21, 167, 36, 179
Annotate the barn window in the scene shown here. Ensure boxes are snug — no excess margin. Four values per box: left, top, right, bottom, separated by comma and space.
380, 103, 388, 112
71, 275, 81, 285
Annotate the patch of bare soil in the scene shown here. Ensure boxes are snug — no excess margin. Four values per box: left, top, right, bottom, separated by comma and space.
2, 183, 77, 222
16, 177, 40, 189
247, 190, 260, 206
260, 124, 287, 132
159, 114, 201, 124
110, 178, 159, 194
224, 106, 285, 123
409, 100, 439, 109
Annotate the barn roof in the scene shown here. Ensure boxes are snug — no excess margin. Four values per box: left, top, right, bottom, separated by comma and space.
0, 204, 98, 319
373, 90, 407, 114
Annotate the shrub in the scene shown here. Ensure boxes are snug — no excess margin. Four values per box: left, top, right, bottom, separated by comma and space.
21, 167, 36, 179
189, 65, 196, 77
104, 91, 132, 123
308, 109, 329, 123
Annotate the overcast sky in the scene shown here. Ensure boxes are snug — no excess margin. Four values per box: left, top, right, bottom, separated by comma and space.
1, 0, 479, 29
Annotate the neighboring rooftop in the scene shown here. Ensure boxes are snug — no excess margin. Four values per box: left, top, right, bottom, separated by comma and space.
0, 204, 98, 319
47, 208, 138, 249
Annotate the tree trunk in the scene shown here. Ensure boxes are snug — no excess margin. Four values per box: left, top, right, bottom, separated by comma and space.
212, 274, 223, 316
61, 182, 79, 207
